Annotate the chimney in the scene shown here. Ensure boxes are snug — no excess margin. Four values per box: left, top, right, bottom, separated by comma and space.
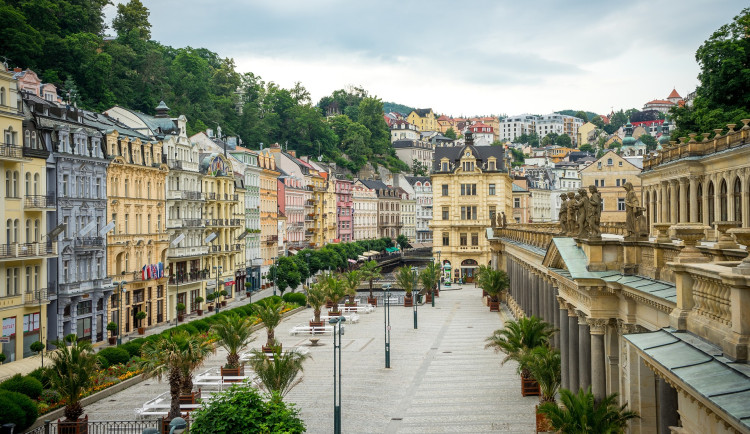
206, 128, 214, 138
288, 150, 296, 157
14, 67, 21, 72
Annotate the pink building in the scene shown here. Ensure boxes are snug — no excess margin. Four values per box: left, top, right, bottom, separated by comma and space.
335, 178, 353, 242
279, 174, 306, 250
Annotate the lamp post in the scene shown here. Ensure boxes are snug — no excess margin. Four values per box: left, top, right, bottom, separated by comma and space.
412, 267, 418, 329
213, 265, 222, 314
383, 283, 391, 368
436, 250, 441, 301
171, 271, 180, 325
117, 281, 126, 345
305, 253, 311, 288
272, 256, 278, 296
329, 316, 346, 434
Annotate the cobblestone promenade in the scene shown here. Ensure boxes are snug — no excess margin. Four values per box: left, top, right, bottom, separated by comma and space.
85, 285, 538, 432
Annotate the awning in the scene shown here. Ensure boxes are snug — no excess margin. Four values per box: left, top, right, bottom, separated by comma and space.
386, 247, 399, 253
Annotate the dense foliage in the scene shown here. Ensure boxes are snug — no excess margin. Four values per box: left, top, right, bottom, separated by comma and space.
0, 0, 406, 173
539, 387, 639, 433
671, 8, 750, 138
0, 390, 38, 430
0, 373, 43, 400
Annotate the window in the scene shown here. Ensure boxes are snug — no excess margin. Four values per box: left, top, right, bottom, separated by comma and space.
124, 179, 129, 197
76, 301, 92, 315
616, 179, 620, 187
619, 161, 623, 167
597, 162, 602, 169
617, 198, 625, 211
607, 158, 613, 166
95, 178, 101, 198
460, 233, 467, 246
460, 184, 476, 196
62, 175, 69, 197
442, 184, 448, 196
124, 214, 129, 234
489, 206, 496, 222
442, 206, 449, 220
460, 206, 477, 220
488, 161, 496, 170
442, 232, 449, 246
514, 198, 520, 208
471, 233, 479, 246
488, 184, 496, 195
462, 161, 474, 171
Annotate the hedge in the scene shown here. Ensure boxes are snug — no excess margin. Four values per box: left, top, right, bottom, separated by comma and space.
97, 347, 131, 368
282, 292, 306, 306
0, 390, 38, 430
0, 374, 43, 400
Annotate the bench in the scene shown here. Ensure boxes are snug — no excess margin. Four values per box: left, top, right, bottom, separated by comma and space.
315, 314, 359, 324
289, 324, 342, 336
338, 304, 375, 314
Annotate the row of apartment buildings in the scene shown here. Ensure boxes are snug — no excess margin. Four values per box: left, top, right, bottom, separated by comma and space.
498, 113, 584, 146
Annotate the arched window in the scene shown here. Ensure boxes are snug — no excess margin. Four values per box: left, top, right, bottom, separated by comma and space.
24, 130, 30, 147
124, 179, 129, 197
125, 253, 130, 273
6, 219, 11, 243
31, 132, 36, 149
25, 172, 30, 196
12, 171, 18, 197
33, 173, 39, 195
708, 182, 715, 225
697, 183, 703, 223
0, 87, 5, 106
25, 219, 30, 242
34, 220, 39, 242
13, 219, 19, 243
734, 177, 742, 223
720, 179, 728, 221
147, 182, 151, 199
5, 171, 10, 198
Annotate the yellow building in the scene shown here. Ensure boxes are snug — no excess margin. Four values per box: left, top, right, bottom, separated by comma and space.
577, 121, 597, 146
579, 150, 642, 223
105, 131, 169, 336
311, 171, 336, 247
0, 65, 57, 362
430, 131, 512, 283
199, 153, 243, 302
406, 108, 438, 132
258, 149, 279, 280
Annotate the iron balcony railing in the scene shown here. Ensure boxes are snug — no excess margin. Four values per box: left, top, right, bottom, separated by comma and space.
22, 288, 47, 305
24, 194, 55, 208
74, 237, 104, 248
0, 241, 57, 258
0, 143, 23, 159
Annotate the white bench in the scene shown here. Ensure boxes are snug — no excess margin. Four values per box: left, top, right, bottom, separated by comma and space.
338, 304, 375, 314
315, 314, 360, 324
289, 324, 343, 336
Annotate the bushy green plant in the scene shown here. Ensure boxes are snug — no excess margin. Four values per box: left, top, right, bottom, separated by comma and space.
0, 374, 43, 399
176, 303, 186, 312
40, 388, 62, 404
282, 292, 306, 306
98, 347, 130, 367
0, 390, 38, 430
539, 387, 639, 433
120, 341, 143, 358
28, 367, 52, 389
189, 383, 305, 434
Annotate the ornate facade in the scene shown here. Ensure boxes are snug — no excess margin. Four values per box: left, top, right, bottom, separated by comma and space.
258, 149, 279, 279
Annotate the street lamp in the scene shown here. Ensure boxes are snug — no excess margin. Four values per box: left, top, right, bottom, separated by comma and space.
117, 281, 127, 345
412, 267, 418, 329
171, 271, 180, 325
383, 283, 391, 368
305, 253, 311, 288
272, 256, 278, 296
213, 265, 222, 314
329, 316, 346, 434
436, 250, 442, 302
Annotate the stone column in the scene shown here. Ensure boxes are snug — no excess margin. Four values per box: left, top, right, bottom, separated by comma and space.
588, 318, 608, 401
660, 181, 668, 224
578, 311, 591, 392
689, 176, 698, 223
713, 174, 721, 223
552, 286, 560, 349
657, 377, 679, 434
679, 178, 688, 223
701, 176, 710, 224
568, 306, 579, 392
670, 180, 679, 223
558, 298, 570, 390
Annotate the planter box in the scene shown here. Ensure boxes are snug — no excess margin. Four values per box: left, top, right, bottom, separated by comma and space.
179, 389, 201, 405
345, 302, 357, 307
536, 405, 553, 433
426, 294, 433, 303
403, 297, 413, 307
108, 337, 116, 345
309, 320, 325, 328
177, 314, 185, 322
482, 289, 488, 297
489, 300, 500, 312
208, 305, 214, 312
367, 297, 378, 307
434, 289, 439, 297
521, 377, 541, 397
262, 344, 282, 355
197, 309, 203, 316
221, 365, 244, 383
328, 310, 341, 316
57, 415, 88, 434
137, 327, 145, 335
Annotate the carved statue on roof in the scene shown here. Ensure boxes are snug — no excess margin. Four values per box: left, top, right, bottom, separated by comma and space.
576, 188, 590, 238
624, 182, 648, 240
587, 185, 602, 239
566, 191, 576, 236
559, 193, 569, 234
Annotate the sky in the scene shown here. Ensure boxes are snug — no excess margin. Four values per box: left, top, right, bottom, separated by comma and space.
106, 0, 746, 117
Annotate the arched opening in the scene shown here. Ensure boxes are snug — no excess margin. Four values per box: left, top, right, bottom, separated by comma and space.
720, 179, 728, 221
686, 184, 691, 222
708, 182, 716, 225
734, 177, 742, 223
24, 172, 30, 196
697, 183, 703, 223
460, 259, 479, 283
666, 188, 671, 222
645, 191, 651, 224
675, 185, 680, 222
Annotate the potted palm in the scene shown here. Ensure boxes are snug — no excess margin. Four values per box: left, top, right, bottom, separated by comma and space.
253, 301, 285, 354
307, 283, 327, 328
48, 340, 99, 433
139, 331, 213, 418
213, 314, 255, 381
106, 322, 118, 345
206, 292, 216, 312
521, 346, 561, 432
342, 270, 362, 306
176, 303, 186, 322
419, 263, 439, 303
395, 265, 415, 307
359, 260, 382, 306
539, 387, 639, 433
485, 316, 555, 397
245, 281, 253, 297
477, 265, 509, 312
247, 347, 311, 400
136, 310, 147, 334
323, 274, 345, 315
195, 296, 204, 316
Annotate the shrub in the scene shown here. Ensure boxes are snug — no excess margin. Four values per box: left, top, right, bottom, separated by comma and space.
0, 390, 38, 430
121, 341, 143, 358
27, 367, 52, 389
98, 347, 130, 367
181, 324, 199, 335
40, 388, 61, 404
192, 320, 211, 333
282, 292, 306, 306
0, 374, 43, 400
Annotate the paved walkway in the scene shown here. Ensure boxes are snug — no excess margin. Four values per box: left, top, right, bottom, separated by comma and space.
83, 283, 538, 432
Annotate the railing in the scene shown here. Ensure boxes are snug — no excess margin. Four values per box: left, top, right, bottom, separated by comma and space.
222, 193, 239, 201
229, 219, 243, 226
24, 194, 55, 208
74, 237, 104, 248
22, 288, 47, 305
206, 192, 217, 200
0, 241, 57, 258
0, 143, 23, 159
25, 418, 165, 434
167, 158, 183, 170
167, 218, 204, 228
169, 270, 209, 284
494, 226, 554, 251
167, 245, 209, 257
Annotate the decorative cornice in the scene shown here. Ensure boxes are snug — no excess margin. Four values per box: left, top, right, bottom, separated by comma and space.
587, 318, 609, 334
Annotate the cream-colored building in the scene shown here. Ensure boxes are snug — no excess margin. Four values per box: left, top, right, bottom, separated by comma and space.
352, 183, 377, 241
430, 131, 512, 283
576, 121, 597, 146
0, 65, 57, 362
580, 150, 641, 223
258, 149, 279, 279
398, 188, 416, 242
406, 108, 438, 132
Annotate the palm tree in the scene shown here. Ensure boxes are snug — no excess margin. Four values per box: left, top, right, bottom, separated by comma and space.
253, 301, 285, 349
212, 314, 256, 369
476, 265, 509, 302
419, 262, 439, 299
307, 282, 327, 323
48, 340, 99, 421
359, 260, 382, 300
138, 331, 213, 418
342, 270, 362, 304
247, 348, 311, 401
520, 346, 561, 403
485, 316, 555, 377
395, 265, 415, 298
539, 387, 639, 433
322, 273, 345, 313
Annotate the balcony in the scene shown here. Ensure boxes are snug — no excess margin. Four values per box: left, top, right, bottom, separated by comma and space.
206, 192, 217, 201
22, 288, 48, 305
167, 218, 205, 229
24, 194, 56, 209
169, 269, 209, 285
229, 219, 243, 226
266, 235, 278, 245
221, 193, 239, 201
74, 237, 104, 249
0, 241, 57, 261
167, 245, 209, 258
0, 143, 24, 161
167, 190, 204, 201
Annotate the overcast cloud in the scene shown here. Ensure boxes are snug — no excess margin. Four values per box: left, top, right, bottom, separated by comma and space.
107, 1, 746, 116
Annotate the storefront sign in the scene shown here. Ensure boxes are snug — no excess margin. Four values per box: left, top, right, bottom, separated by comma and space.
2, 317, 16, 337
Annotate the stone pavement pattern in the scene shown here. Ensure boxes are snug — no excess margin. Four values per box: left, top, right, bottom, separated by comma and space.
84, 285, 539, 432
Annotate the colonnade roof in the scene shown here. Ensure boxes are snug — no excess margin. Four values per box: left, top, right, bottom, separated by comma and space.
626, 328, 750, 432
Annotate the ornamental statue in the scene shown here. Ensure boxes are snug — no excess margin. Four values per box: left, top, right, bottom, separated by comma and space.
566, 191, 576, 236
559, 193, 569, 234
587, 185, 602, 239
576, 188, 590, 238
623, 182, 648, 239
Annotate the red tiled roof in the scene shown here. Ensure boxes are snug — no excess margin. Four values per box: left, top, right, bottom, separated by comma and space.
437, 115, 450, 121
667, 88, 681, 99
471, 122, 489, 129
645, 99, 674, 105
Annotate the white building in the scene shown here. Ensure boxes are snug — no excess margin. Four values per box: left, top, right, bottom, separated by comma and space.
499, 114, 538, 143
390, 120, 420, 142
535, 113, 584, 145
405, 176, 433, 244
351, 183, 377, 241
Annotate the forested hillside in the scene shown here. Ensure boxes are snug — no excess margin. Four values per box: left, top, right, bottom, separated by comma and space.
0, 0, 405, 173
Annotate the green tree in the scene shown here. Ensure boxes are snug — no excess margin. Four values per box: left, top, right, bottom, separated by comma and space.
539, 387, 639, 433
112, 0, 152, 39
485, 316, 555, 377
556, 133, 572, 148
520, 346, 561, 403
270, 257, 302, 295
418, 262, 439, 297
212, 314, 256, 369
252, 301, 285, 348
638, 134, 658, 151
395, 265, 416, 297
579, 143, 595, 153
358, 97, 391, 155
341, 270, 362, 304
515, 132, 540, 147
48, 340, 99, 421
476, 265, 509, 301
574, 110, 589, 122
306, 283, 327, 323
359, 260, 382, 299
444, 127, 457, 139
411, 159, 428, 176
396, 234, 409, 249
247, 348, 311, 399
591, 115, 605, 129
189, 383, 305, 434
